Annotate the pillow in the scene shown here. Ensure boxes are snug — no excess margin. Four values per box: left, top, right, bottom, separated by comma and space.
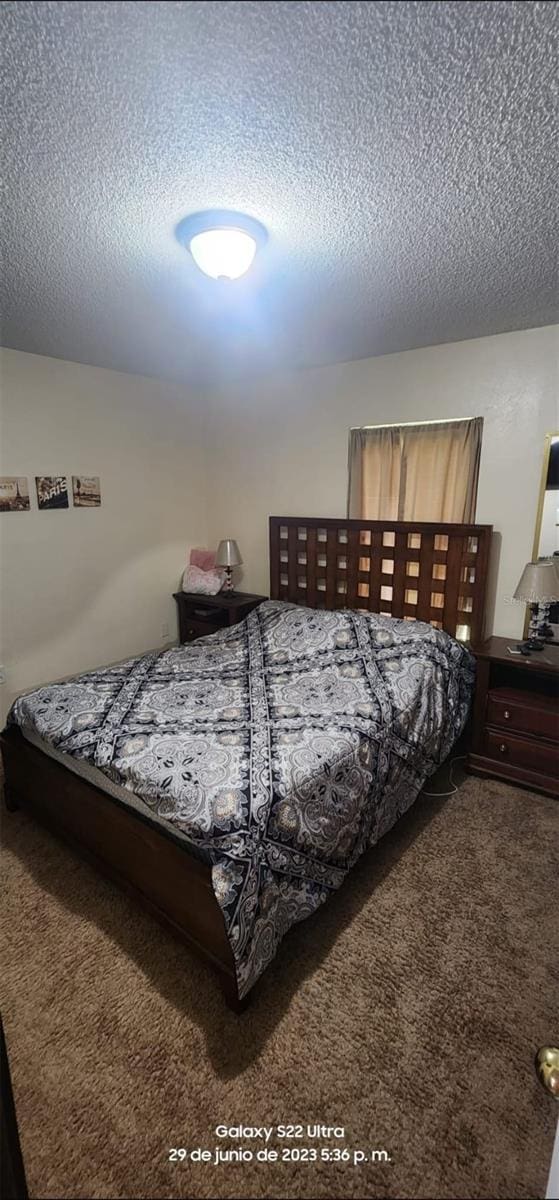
182, 564, 224, 595
190, 548, 217, 572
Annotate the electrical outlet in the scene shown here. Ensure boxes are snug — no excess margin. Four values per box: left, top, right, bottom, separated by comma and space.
161, 622, 170, 641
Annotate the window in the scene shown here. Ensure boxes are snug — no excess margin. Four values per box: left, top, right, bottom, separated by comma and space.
347, 417, 483, 523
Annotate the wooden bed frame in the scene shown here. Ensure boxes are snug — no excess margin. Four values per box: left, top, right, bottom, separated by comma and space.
1, 516, 492, 1010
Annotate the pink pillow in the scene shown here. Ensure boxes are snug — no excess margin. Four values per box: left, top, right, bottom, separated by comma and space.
182, 565, 224, 595
190, 548, 216, 572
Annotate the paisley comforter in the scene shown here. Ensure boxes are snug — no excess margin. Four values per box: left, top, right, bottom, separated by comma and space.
8, 600, 475, 998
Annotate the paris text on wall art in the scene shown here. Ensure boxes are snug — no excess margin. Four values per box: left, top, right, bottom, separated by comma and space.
35, 476, 69, 510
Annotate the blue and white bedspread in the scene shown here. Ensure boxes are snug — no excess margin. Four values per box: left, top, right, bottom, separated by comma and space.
8, 600, 474, 997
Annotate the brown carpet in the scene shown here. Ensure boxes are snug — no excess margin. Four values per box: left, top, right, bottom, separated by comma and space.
1, 772, 557, 1200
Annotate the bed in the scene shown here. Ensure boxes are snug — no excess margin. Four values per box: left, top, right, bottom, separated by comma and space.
1, 516, 492, 1009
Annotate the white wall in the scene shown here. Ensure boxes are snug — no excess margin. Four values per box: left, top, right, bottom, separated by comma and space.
206, 324, 559, 638
0, 349, 207, 721
2, 326, 557, 724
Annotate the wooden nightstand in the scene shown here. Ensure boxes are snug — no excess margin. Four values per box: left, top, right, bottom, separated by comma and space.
173, 590, 267, 643
468, 636, 559, 798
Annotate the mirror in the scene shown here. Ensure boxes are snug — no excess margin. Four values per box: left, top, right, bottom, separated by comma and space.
526, 431, 559, 636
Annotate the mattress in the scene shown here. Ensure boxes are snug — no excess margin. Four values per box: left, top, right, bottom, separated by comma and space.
8, 600, 475, 998
20, 725, 205, 856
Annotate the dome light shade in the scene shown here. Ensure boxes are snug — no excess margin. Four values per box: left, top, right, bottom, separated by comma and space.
189, 228, 256, 279
176, 210, 267, 281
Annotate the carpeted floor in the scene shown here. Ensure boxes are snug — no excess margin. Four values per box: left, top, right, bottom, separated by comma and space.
1, 771, 557, 1200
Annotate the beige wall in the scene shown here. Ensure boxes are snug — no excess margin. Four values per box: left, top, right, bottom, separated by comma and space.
2, 326, 557, 724
0, 349, 207, 721
206, 324, 558, 639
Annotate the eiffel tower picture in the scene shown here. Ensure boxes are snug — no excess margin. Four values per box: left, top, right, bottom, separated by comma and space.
0, 476, 30, 512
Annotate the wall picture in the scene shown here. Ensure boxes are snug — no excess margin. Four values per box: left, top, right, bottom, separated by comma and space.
35, 476, 69, 510
72, 475, 101, 507
0, 476, 30, 512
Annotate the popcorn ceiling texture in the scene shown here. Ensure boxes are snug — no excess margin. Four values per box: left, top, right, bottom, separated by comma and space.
1, 0, 558, 387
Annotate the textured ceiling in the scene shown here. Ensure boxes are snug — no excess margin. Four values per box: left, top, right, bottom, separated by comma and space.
1, 0, 558, 388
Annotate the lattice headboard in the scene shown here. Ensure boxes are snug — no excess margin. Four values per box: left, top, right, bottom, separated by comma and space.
269, 516, 492, 645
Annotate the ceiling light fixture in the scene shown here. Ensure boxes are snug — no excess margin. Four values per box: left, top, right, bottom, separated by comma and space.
176, 210, 267, 280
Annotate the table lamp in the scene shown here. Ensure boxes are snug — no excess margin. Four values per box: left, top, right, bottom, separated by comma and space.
216, 539, 242, 592
513, 558, 559, 652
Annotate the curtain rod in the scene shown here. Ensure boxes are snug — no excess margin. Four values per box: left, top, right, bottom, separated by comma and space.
350, 417, 475, 430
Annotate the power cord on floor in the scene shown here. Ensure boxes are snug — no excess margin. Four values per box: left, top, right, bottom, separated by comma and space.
421, 754, 468, 798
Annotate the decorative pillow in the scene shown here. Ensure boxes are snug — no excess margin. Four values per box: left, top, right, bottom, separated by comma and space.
182, 564, 224, 595
190, 548, 217, 572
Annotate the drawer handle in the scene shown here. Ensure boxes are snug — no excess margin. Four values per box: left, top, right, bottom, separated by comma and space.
503, 710, 510, 720
499, 743, 508, 754
535, 1047, 559, 1100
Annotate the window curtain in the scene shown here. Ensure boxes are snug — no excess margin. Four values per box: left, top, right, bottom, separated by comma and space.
347, 425, 402, 520
347, 418, 483, 523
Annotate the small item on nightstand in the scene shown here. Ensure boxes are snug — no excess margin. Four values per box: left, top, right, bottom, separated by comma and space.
216, 539, 243, 592
181, 547, 225, 595
513, 559, 559, 652
182, 564, 223, 595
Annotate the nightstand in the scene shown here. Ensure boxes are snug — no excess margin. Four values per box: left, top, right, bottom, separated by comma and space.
468, 636, 559, 798
173, 590, 267, 643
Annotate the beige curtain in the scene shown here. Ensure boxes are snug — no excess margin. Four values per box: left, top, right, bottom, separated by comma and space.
347, 426, 402, 520
348, 418, 483, 523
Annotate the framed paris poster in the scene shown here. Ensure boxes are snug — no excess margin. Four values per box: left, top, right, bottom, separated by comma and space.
0, 477, 30, 512
35, 476, 69, 510
72, 476, 101, 507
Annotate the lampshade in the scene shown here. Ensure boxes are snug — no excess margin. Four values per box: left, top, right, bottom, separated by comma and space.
513, 559, 559, 603
216, 539, 242, 568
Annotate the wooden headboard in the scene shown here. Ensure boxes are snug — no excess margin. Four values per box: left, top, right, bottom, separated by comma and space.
269, 516, 492, 645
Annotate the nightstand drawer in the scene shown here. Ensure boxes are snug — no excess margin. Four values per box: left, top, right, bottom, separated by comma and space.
181, 618, 222, 642
187, 605, 228, 623
487, 689, 559, 741
483, 728, 559, 775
